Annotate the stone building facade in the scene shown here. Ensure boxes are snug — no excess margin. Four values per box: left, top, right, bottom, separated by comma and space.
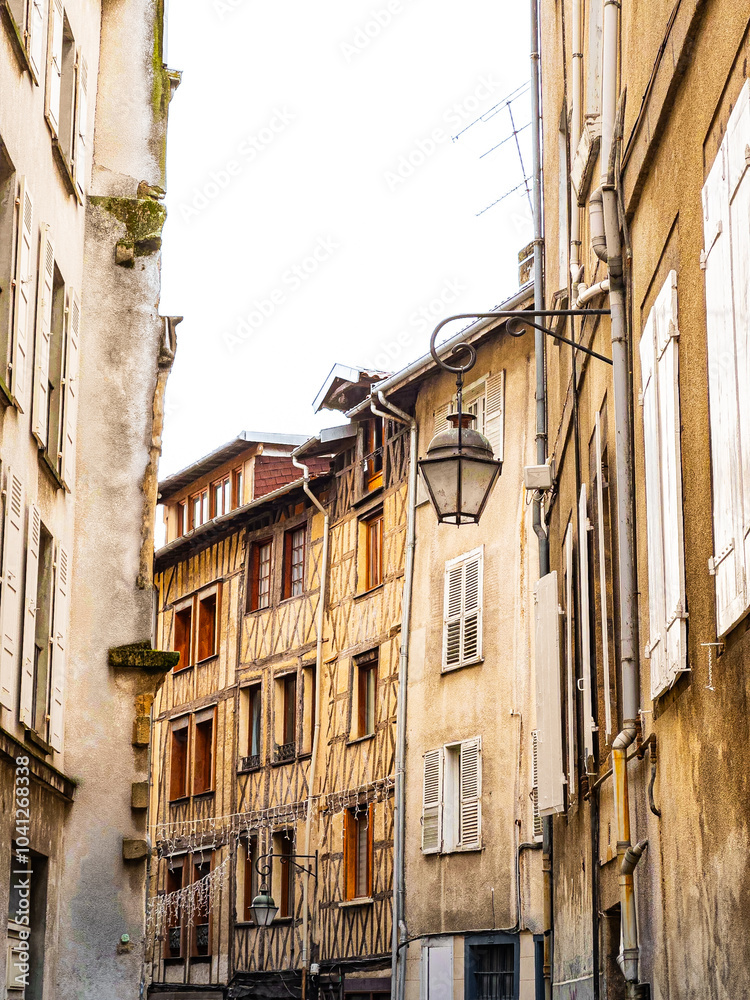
533, 1, 750, 997
0, 0, 178, 997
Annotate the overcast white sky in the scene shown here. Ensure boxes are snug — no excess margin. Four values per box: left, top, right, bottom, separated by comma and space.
158, 0, 533, 477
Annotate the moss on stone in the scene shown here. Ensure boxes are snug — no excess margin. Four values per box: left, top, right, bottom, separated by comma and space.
109, 641, 179, 673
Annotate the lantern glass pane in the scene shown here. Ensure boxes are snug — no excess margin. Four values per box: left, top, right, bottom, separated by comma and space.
419, 458, 459, 519
458, 458, 500, 519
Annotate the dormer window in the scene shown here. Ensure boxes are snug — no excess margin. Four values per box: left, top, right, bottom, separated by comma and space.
363, 418, 383, 492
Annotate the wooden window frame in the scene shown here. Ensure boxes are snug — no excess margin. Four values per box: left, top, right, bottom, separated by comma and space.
247, 537, 273, 612
344, 805, 373, 900
196, 584, 220, 663
192, 706, 216, 796
189, 487, 209, 530
282, 672, 297, 747
364, 511, 384, 591
240, 835, 259, 923
282, 524, 306, 600
175, 500, 187, 538
246, 683, 262, 760
164, 857, 187, 958
363, 418, 384, 493
189, 854, 213, 958
169, 716, 190, 802
355, 649, 378, 738
232, 466, 244, 509
210, 472, 232, 519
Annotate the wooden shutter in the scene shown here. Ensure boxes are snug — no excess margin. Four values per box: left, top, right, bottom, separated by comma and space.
703, 128, 745, 635
73, 54, 88, 196
19, 505, 41, 726
564, 524, 576, 800
60, 288, 80, 490
594, 412, 613, 740
0, 470, 24, 711
484, 370, 505, 461
344, 809, 356, 899
48, 542, 69, 751
578, 484, 595, 768
442, 548, 483, 669
533, 571, 565, 815
12, 178, 33, 411
458, 737, 481, 849
27, 0, 44, 80
421, 747, 443, 854
46, 0, 64, 134
32, 225, 54, 447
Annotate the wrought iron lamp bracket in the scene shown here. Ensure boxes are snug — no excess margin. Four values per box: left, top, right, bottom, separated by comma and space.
254, 850, 318, 886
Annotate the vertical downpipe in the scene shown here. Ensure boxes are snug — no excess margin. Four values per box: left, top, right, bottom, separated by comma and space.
530, 2, 552, 999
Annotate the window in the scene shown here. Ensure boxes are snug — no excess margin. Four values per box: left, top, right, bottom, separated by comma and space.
165, 859, 185, 958
191, 857, 212, 956
562, 523, 576, 805
45, 6, 88, 195
233, 467, 244, 507
437, 372, 505, 462
421, 737, 481, 854
532, 573, 565, 817
169, 717, 190, 800
23, 516, 54, 739
5, 0, 44, 80
273, 832, 294, 918
7, 845, 48, 1000
192, 707, 215, 795
242, 683, 262, 767
364, 511, 383, 591
301, 662, 316, 754
189, 488, 209, 529
702, 79, 750, 638
197, 591, 217, 661
211, 473, 232, 518
239, 836, 258, 922
0, 148, 16, 392
175, 500, 187, 538
173, 603, 193, 670
355, 649, 377, 738
275, 672, 297, 761
466, 940, 516, 1000
443, 548, 483, 670
639, 271, 687, 698
10, 175, 35, 412
363, 418, 384, 492
283, 525, 306, 599
247, 538, 272, 612
344, 806, 372, 900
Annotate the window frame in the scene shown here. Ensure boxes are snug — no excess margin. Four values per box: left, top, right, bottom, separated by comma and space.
282, 523, 307, 600
247, 537, 273, 612
189, 853, 213, 958
442, 547, 484, 672
344, 804, 373, 901
421, 737, 482, 855
355, 648, 378, 738
362, 417, 384, 493
169, 715, 190, 802
192, 705, 217, 796
363, 510, 384, 592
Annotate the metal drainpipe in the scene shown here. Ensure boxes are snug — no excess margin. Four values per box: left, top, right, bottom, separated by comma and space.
569, 0, 583, 287
370, 391, 417, 1000
292, 451, 330, 980
601, 0, 643, 990
530, 1, 553, 998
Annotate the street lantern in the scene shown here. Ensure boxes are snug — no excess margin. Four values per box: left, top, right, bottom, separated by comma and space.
250, 887, 279, 927
419, 412, 501, 525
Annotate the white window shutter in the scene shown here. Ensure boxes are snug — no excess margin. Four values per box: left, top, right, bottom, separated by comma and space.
442, 548, 483, 669
12, 178, 33, 411
484, 370, 505, 461
46, 0, 64, 134
421, 942, 453, 1000
60, 289, 80, 491
19, 505, 41, 726
73, 55, 88, 196
458, 737, 481, 849
433, 401, 451, 437
654, 272, 687, 689
533, 571, 565, 815
0, 470, 25, 712
578, 484, 595, 768
27, 0, 44, 80
594, 412, 613, 741
48, 542, 69, 751
32, 225, 54, 447
531, 731, 543, 838
703, 134, 746, 635
421, 748, 443, 854
564, 524, 576, 800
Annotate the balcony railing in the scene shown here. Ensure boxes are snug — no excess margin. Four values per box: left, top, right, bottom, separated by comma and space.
168, 926, 182, 957
240, 754, 261, 771
275, 741, 296, 763
195, 922, 210, 955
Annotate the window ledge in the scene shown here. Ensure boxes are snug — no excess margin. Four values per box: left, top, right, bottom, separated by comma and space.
441, 657, 484, 675
50, 135, 81, 202
0, 373, 12, 408
347, 733, 376, 747
23, 726, 52, 755
38, 448, 67, 492
278, 594, 306, 606
196, 654, 219, 667
352, 487, 384, 511
235, 921, 259, 928
192, 790, 215, 800
0, 3, 37, 79
172, 663, 195, 675
237, 763, 262, 775
168, 796, 190, 806
354, 583, 384, 601
440, 845, 483, 855
339, 897, 374, 908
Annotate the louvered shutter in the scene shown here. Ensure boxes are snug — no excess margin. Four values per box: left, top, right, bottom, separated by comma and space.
73, 55, 88, 196
60, 289, 80, 490
578, 484, 595, 768
533, 571, 565, 815
458, 737, 481, 849
727, 83, 750, 588
443, 549, 483, 669
654, 272, 687, 689
703, 132, 746, 635
12, 178, 33, 411
46, 0, 64, 134
421, 748, 443, 854
484, 370, 505, 461
27, 0, 44, 80
19, 505, 41, 726
594, 413, 613, 740
32, 225, 54, 447
531, 731, 543, 838
564, 524, 576, 800
0, 470, 25, 711
48, 542, 69, 751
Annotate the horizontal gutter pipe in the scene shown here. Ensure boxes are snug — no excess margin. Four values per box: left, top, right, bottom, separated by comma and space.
575, 280, 610, 308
